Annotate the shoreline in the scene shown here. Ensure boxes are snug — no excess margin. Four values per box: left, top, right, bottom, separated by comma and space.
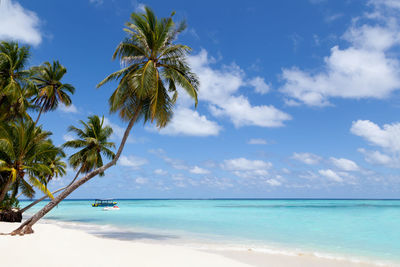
35, 217, 396, 267
1, 219, 392, 267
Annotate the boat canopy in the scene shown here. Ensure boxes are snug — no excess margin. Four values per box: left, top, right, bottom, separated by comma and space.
92, 199, 117, 207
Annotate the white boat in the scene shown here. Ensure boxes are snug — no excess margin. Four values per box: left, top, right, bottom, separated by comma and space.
102, 206, 120, 211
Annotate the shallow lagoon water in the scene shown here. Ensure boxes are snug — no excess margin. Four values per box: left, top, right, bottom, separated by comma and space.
21, 199, 400, 265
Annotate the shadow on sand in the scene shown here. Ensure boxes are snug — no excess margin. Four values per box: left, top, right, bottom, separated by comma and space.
92, 230, 179, 241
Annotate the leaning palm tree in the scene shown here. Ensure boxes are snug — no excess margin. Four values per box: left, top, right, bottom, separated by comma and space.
12, 6, 199, 235
20, 115, 114, 213
0, 120, 60, 204
31, 61, 75, 124
0, 41, 35, 121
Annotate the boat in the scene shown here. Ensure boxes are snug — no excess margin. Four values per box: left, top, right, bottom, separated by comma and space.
102, 206, 120, 211
92, 199, 117, 207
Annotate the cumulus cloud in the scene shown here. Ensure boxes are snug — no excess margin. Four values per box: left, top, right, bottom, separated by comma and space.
265, 179, 282, 186
248, 77, 271, 94
119, 155, 148, 170
351, 120, 400, 152
318, 169, 344, 182
156, 107, 221, 136
188, 50, 291, 127
280, 4, 400, 106
247, 138, 267, 145
154, 169, 168, 175
0, 0, 42, 45
222, 157, 272, 178
358, 148, 395, 166
189, 166, 210, 174
330, 157, 360, 171
147, 49, 289, 137
58, 103, 78, 114
351, 120, 400, 168
292, 152, 322, 165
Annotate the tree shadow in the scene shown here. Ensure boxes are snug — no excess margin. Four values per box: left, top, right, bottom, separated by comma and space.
92, 230, 179, 241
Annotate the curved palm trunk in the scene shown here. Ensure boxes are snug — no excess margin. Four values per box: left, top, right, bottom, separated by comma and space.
0, 178, 12, 204
12, 106, 141, 235
10, 182, 19, 200
20, 169, 82, 214
34, 106, 44, 125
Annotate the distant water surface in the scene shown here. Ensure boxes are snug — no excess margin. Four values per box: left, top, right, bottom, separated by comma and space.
20, 199, 400, 265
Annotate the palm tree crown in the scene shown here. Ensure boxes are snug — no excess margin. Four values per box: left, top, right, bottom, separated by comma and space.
98, 6, 199, 127
0, 41, 35, 121
31, 61, 75, 123
0, 120, 61, 201
63, 115, 115, 177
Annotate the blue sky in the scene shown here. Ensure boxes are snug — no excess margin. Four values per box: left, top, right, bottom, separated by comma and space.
1, 0, 400, 198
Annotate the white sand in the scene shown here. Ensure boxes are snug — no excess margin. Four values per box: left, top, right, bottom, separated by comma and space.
0, 222, 384, 267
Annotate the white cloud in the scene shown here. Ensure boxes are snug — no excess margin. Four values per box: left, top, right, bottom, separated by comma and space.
134, 2, 146, 12
247, 138, 267, 145
370, 0, 400, 9
156, 107, 221, 136
358, 148, 398, 167
292, 152, 322, 165
119, 155, 148, 170
154, 169, 168, 175
0, 0, 42, 46
280, 6, 400, 106
265, 179, 282, 186
318, 169, 344, 182
222, 157, 272, 178
58, 103, 78, 113
330, 157, 360, 171
189, 166, 210, 174
351, 120, 400, 168
351, 120, 400, 152
248, 77, 270, 94
188, 50, 291, 127
222, 158, 272, 171
135, 177, 148, 184
209, 95, 290, 127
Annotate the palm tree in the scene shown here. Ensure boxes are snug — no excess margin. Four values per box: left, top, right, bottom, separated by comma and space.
20, 115, 114, 213
64, 115, 115, 176
31, 61, 75, 124
12, 6, 199, 235
0, 41, 35, 121
12, 149, 66, 201
0, 120, 60, 205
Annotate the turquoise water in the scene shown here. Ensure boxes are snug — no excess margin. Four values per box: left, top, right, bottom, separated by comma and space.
21, 199, 400, 264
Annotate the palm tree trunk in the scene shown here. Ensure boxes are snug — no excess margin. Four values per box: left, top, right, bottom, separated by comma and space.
20, 168, 82, 214
12, 105, 142, 235
10, 181, 19, 200
0, 178, 12, 204
35, 106, 44, 125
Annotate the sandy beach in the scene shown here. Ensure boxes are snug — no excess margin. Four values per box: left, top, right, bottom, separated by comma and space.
0, 222, 382, 267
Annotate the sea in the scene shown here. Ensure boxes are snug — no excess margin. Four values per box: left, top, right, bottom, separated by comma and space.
20, 199, 400, 266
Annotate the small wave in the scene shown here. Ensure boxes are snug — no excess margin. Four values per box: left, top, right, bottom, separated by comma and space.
214, 204, 400, 208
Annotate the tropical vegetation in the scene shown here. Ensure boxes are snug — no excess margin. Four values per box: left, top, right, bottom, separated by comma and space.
0, 6, 199, 235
